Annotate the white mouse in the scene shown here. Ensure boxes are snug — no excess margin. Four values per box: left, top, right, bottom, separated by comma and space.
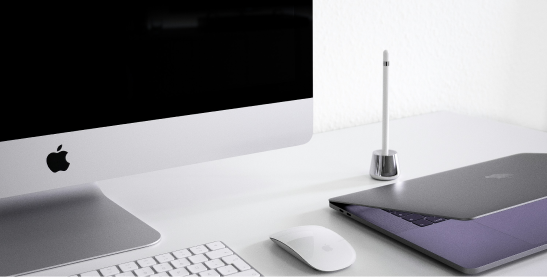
270, 225, 356, 272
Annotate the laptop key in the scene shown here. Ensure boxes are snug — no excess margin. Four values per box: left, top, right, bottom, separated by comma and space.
412, 219, 434, 227
425, 216, 445, 223
401, 213, 424, 222
392, 211, 411, 217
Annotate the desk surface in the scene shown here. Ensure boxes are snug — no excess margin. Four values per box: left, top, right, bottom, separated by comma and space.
37, 112, 547, 276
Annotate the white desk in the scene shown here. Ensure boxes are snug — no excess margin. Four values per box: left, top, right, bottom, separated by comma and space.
37, 112, 547, 276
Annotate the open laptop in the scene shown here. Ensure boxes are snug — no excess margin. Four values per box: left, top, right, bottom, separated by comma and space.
329, 153, 547, 274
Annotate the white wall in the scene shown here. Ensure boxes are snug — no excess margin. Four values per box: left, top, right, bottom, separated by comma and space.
313, 0, 547, 133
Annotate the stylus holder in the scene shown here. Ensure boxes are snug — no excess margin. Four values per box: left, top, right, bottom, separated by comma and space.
370, 150, 399, 180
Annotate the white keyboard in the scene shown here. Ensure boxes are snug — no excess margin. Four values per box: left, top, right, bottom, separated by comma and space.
74, 241, 261, 277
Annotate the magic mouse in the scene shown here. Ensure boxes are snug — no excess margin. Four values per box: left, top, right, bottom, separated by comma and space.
270, 225, 356, 271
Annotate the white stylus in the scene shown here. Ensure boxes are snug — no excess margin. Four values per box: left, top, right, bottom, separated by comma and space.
382, 50, 389, 156
370, 50, 399, 180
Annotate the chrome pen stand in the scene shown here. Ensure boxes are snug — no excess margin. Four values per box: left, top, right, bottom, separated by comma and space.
370, 150, 399, 180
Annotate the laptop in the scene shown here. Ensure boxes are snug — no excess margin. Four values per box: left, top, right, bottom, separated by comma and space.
329, 153, 547, 274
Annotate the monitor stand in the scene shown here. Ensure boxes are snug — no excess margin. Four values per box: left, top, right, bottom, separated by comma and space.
0, 183, 161, 276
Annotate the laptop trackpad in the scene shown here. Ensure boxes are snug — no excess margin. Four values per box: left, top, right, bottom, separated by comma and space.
474, 199, 547, 246
397, 220, 533, 269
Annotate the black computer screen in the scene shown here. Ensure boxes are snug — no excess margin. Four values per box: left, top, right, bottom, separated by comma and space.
3, 1, 312, 142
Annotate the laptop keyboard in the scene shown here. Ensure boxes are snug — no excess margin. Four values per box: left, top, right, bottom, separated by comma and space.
382, 209, 447, 227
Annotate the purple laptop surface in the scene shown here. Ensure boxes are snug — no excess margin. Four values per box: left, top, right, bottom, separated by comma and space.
333, 198, 546, 274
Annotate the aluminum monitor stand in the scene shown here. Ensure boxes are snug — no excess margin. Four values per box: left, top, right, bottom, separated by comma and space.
0, 183, 161, 276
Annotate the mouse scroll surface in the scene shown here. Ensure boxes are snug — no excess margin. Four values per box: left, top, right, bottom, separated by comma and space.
270, 225, 356, 272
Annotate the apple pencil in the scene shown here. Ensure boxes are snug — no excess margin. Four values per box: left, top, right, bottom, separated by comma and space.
382, 50, 389, 156
370, 50, 399, 180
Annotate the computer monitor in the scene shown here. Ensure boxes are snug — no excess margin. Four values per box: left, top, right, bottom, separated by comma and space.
0, 1, 312, 275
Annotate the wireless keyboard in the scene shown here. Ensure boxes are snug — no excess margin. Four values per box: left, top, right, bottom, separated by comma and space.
73, 241, 261, 277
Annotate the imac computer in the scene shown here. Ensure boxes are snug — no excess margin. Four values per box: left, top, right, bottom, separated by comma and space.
0, 1, 312, 275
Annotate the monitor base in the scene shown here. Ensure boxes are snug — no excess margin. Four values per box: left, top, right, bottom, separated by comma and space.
0, 183, 161, 276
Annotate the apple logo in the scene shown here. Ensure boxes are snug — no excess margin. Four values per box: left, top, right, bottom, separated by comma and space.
322, 244, 333, 252
46, 145, 70, 173
485, 174, 513, 179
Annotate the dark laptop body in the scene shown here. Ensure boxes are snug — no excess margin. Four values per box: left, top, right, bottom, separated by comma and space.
329, 153, 547, 274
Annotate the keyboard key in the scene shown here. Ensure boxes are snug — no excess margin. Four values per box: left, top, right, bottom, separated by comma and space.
425, 216, 445, 223
206, 248, 233, 260
189, 254, 209, 264
173, 249, 192, 259
229, 270, 260, 276
81, 271, 101, 276
206, 241, 225, 251
199, 270, 220, 277
137, 257, 157, 267
133, 267, 155, 276
412, 219, 434, 227
119, 262, 139, 272
153, 262, 174, 273
100, 266, 121, 276
155, 253, 175, 263
188, 263, 208, 274
189, 245, 209, 255
217, 265, 238, 276
392, 211, 411, 217
205, 259, 225, 269
151, 273, 170, 277
171, 258, 191, 268
169, 268, 190, 277
221, 255, 241, 265
232, 260, 250, 271
401, 213, 424, 222
115, 273, 135, 277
